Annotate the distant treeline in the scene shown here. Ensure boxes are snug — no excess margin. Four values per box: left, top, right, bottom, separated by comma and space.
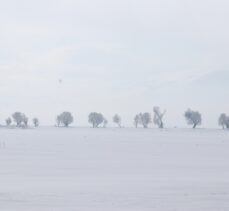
3, 107, 229, 129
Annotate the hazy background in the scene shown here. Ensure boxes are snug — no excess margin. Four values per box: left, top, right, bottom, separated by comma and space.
0, 0, 228, 127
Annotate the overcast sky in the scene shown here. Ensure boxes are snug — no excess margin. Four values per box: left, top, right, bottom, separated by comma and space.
0, 0, 229, 127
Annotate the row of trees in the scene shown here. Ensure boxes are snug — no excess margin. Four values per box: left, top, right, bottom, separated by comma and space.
54, 108, 227, 130
5, 112, 39, 128
3, 109, 229, 129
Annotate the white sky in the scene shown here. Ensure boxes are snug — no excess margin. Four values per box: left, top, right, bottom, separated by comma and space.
0, 0, 229, 127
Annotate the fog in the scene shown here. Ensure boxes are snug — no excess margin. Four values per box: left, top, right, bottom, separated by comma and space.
0, 0, 229, 127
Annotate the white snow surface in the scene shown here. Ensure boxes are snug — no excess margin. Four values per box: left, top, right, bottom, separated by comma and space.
0, 127, 229, 211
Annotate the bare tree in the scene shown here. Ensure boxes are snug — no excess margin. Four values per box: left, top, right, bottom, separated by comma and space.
57, 112, 74, 127
134, 114, 141, 128
113, 114, 121, 127
5, 117, 12, 126
88, 112, 104, 128
184, 109, 202, 129
153, 107, 166, 128
218, 113, 229, 129
33, 118, 39, 127
139, 112, 151, 128
12, 112, 24, 127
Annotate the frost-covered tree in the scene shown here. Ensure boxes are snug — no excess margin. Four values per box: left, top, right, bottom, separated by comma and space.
33, 118, 39, 127
139, 112, 151, 128
22, 114, 28, 127
226, 118, 229, 129
88, 112, 104, 128
113, 114, 121, 128
103, 118, 108, 128
56, 115, 61, 127
153, 107, 166, 128
184, 109, 202, 129
57, 112, 74, 127
218, 113, 229, 129
134, 114, 141, 128
12, 112, 24, 127
5, 117, 12, 126
12, 112, 28, 127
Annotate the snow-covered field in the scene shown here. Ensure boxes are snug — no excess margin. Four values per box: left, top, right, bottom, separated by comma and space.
0, 127, 229, 211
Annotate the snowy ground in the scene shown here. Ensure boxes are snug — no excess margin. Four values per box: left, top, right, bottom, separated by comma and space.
0, 127, 229, 211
